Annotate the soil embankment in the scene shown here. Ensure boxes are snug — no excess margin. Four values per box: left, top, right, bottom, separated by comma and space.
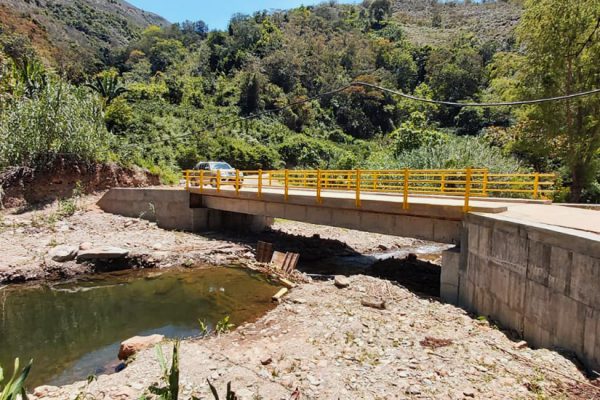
0, 158, 159, 209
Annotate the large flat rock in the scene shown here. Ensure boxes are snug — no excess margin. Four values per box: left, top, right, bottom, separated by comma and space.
50, 245, 78, 262
77, 246, 129, 260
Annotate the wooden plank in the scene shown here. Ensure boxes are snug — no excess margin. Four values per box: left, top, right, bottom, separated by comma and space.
256, 241, 273, 263
284, 253, 300, 273
271, 251, 287, 269
279, 278, 296, 289
272, 288, 288, 302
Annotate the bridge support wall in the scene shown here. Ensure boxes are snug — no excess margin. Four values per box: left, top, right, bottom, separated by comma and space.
198, 193, 462, 244
97, 188, 272, 233
444, 213, 600, 372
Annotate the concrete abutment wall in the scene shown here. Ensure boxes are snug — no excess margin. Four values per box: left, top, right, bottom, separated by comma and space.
442, 214, 600, 372
97, 188, 272, 233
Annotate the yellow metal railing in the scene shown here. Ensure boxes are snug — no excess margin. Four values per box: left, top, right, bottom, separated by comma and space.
183, 169, 555, 212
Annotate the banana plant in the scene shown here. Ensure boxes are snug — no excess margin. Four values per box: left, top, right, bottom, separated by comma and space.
0, 358, 33, 400
85, 70, 126, 106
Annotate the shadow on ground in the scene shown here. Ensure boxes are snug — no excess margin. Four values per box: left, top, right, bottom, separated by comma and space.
202, 227, 442, 298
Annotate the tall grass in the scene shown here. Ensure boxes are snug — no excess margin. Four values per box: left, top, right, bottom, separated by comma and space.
0, 79, 111, 170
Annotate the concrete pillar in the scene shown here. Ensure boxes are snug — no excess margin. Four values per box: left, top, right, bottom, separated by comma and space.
441, 246, 461, 304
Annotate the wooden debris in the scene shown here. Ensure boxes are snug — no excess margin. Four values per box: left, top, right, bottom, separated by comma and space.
270, 251, 300, 273
271, 251, 287, 269
272, 288, 289, 303
282, 252, 300, 273
361, 297, 386, 310
279, 278, 296, 289
256, 241, 274, 263
419, 337, 453, 349
260, 357, 273, 366
514, 340, 528, 350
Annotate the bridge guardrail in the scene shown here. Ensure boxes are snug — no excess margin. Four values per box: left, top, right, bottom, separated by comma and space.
183, 168, 555, 212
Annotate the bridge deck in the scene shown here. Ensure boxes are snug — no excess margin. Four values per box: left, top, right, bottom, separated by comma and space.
188, 185, 600, 236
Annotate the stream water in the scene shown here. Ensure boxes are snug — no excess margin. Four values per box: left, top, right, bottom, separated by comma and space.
0, 267, 279, 388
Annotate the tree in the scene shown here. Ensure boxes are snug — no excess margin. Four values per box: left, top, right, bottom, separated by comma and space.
85, 69, 126, 106
369, 0, 393, 28
516, 0, 600, 202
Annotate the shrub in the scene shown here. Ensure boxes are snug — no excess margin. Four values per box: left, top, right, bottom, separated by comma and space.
367, 135, 524, 173
398, 136, 524, 173
278, 134, 340, 168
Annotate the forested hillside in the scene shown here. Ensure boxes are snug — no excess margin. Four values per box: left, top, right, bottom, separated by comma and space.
1, 0, 599, 202
0, 0, 167, 78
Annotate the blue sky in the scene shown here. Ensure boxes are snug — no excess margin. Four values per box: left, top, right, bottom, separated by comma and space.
128, 0, 357, 29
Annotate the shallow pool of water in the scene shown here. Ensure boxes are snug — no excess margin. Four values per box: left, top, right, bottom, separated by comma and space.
0, 267, 279, 388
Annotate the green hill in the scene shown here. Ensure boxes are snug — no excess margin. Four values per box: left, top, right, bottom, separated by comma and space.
0, 0, 168, 77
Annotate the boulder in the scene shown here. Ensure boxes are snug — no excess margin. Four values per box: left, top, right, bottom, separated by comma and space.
77, 246, 129, 261
49, 245, 78, 262
79, 242, 93, 250
118, 334, 164, 360
33, 385, 59, 398
334, 275, 350, 289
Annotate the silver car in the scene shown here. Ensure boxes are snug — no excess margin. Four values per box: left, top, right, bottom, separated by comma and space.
192, 161, 243, 188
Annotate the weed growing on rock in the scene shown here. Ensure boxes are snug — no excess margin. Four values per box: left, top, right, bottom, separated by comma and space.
0, 358, 32, 400
198, 319, 210, 336
146, 341, 182, 400
207, 380, 238, 400
215, 316, 234, 335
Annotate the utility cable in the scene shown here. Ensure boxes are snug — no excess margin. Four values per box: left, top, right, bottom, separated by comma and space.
352, 81, 600, 107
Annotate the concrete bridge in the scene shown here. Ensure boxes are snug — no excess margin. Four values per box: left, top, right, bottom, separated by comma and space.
98, 168, 600, 373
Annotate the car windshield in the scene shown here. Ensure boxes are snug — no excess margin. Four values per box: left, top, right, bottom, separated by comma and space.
212, 162, 233, 170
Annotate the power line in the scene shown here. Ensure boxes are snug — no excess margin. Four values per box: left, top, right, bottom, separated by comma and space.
124, 81, 600, 149
353, 81, 600, 107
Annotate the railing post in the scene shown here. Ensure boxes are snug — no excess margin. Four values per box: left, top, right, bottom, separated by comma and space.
200, 170, 204, 193
258, 169, 263, 199
284, 169, 289, 201
402, 168, 409, 210
533, 172, 540, 199
440, 172, 445, 193
482, 170, 489, 196
355, 169, 361, 208
235, 169, 240, 196
464, 167, 472, 212
316, 169, 322, 203
268, 171, 272, 186
373, 172, 377, 190
216, 170, 221, 193
185, 170, 190, 191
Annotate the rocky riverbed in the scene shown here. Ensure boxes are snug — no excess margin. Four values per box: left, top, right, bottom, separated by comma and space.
33, 275, 596, 399
0, 193, 431, 285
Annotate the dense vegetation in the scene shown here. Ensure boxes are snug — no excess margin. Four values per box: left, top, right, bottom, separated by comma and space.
0, 0, 599, 202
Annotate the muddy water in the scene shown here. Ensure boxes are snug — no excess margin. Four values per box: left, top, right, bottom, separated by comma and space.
0, 267, 279, 388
